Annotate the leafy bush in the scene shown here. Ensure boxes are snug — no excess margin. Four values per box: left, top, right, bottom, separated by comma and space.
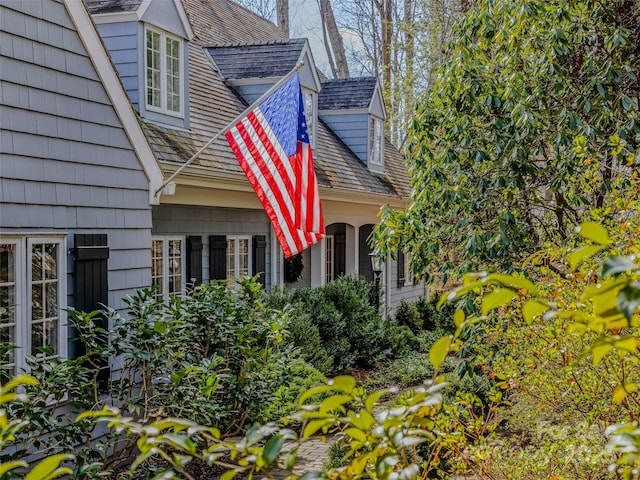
363, 350, 435, 390
395, 299, 423, 332
266, 275, 418, 375
415, 296, 456, 333
1, 277, 325, 476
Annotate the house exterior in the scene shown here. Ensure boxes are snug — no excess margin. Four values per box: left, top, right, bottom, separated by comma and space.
84, 0, 425, 316
0, 0, 163, 375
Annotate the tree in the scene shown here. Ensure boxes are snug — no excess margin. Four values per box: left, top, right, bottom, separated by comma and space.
336, 0, 464, 145
277, 0, 289, 37
319, 0, 350, 78
374, 0, 639, 281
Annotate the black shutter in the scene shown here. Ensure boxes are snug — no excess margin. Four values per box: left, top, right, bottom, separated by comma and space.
73, 234, 109, 385
252, 235, 267, 287
335, 232, 346, 277
187, 236, 203, 286
209, 235, 227, 281
397, 250, 405, 288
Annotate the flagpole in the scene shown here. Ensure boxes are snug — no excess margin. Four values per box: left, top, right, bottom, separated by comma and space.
154, 61, 305, 198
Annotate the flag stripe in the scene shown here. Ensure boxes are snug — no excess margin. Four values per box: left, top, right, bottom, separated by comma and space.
226, 123, 303, 256
224, 73, 324, 258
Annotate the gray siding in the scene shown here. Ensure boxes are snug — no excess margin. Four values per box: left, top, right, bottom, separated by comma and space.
152, 205, 272, 288
235, 83, 270, 104
387, 260, 426, 318
319, 112, 369, 163
0, 0, 153, 313
96, 22, 139, 108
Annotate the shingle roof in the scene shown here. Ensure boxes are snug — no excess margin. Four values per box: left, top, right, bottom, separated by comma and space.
318, 77, 378, 111
206, 39, 306, 80
85, 0, 143, 14
133, 0, 410, 199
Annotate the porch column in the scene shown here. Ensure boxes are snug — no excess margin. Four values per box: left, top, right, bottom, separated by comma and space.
310, 238, 325, 287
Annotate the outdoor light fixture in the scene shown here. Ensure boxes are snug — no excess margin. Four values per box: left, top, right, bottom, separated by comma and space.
369, 252, 384, 312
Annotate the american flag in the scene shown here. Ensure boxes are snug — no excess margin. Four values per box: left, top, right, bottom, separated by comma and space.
225, 73, 325, 258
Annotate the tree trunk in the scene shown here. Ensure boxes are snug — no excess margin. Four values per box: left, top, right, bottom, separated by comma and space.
277, 0, 289, 37
319, 0, 350, 78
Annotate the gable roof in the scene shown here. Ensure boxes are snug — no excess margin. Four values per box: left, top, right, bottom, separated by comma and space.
207, 39, 307, 80
318, 77, 378, 111
89, 0, 411, 201
86, 0, 194, 40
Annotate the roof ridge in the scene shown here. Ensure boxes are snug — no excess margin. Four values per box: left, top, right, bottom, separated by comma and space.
206, 38, 306, 49
322, 76, 378, 83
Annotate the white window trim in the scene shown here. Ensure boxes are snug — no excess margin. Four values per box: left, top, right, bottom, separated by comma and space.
325, 234, 334, 284
369, 116, 384, 167
404, 252, 414, 287
226, 236, 252, 287
0, 236, 67, 376
152, 236, 185, 301
144, 25, 184, 117
302, 87, 317, 149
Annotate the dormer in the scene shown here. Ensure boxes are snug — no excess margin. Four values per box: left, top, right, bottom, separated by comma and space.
205, 39, 322, 147
86, 0, 193, 129
318, 77, 386, 174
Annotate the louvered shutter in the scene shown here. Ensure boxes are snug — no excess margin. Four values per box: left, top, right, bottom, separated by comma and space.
252, 235, 267, 287
209, 235, 227, 281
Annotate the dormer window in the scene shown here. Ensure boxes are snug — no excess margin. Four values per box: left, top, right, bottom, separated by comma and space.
369, 116, 384, 167
302, 88, 316, 148
145, 26, 183, 116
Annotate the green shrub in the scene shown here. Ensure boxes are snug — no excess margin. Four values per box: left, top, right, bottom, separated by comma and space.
395, 299, 423, 332
415, 296, 456, 333
364, 350, 436, 390
267, 275, 418, 375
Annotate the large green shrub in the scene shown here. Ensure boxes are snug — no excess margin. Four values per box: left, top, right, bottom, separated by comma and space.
267, 275, 417, 375
1, 277, 324, 476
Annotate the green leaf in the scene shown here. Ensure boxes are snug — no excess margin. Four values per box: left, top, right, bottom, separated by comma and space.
327, 376, 356, 394
284, 447, 298, 470
345, 427, 367, 443
429, 336, 452, 369
576, 222, 611, 245
603, 256, 639, 277
220, 469, 239, 480
615, 337, 638, 355
2, 374, 37, 393
365, 389, 388, 413
482, 289, 517, 316
24, 454, 73, 480
262, 435, 285, 466
319, 395, 352, 414
618, 283, 640, 321
303, 419, 330, 439
592, 342, 613, 365
0, 461, 28, 477
522, 300, 548, 324
613, 383, 638, 404
567, 245, 603, 269
453, 309, 465, 328
487, 273, 536, 294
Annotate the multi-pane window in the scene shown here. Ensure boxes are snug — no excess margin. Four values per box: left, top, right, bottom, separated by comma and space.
0, 237, 66, 378
151, 237, 184, 300
404, 252, 414, 287
368, 117, 384, 166
325, 235, 334, 283
226, 237, 250, 287
145, 26, 182, 115
302, 88, 316, 147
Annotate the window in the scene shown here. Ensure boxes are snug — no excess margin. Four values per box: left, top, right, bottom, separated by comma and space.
403, 252, 414, 287
226, 236, 251, 287
0, 237, 66, 378
325, 235, 334, 283
368, 116, 384, 166
145, 26, 183, 115
152, 237, 184, 300
302, 88, 316, 147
